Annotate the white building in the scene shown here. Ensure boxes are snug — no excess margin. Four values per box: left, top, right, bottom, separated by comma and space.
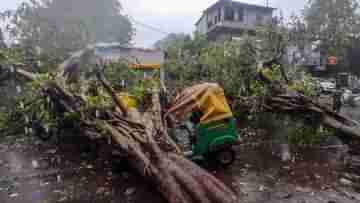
195, 0, 275, 41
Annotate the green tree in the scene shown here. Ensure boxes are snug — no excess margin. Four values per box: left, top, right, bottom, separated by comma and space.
163, 34, 259, 97
153, 33, 191, 50
2, 0, 133, 57
303, 0, 360, 69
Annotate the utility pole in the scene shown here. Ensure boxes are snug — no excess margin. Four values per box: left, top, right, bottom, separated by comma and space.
0, 28, 6, 49
265, 0, 269, 7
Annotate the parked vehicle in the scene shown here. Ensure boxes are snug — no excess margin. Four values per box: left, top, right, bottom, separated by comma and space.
342, 89, 360, 107
319, 81, 336, 93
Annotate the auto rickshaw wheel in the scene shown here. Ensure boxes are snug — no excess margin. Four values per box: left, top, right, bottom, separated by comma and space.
214, 148, 235, 167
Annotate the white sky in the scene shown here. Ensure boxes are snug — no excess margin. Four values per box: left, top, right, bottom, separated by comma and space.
1, 0, 306, 48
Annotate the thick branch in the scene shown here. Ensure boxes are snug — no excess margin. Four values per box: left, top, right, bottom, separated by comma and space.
95, 69, 128, 117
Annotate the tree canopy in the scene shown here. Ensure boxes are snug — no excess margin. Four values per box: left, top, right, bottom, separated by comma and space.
153, 33, 191, 50
1, 0, 134, 56
303, 0, 360, 66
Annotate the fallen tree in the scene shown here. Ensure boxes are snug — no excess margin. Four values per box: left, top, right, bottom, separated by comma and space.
234, 68, 360, 140
11, 67, 238, 203
7, 61, 360, 203
265, 93, 360, 139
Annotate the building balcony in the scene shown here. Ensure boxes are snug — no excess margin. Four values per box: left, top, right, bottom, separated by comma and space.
206, 20, 261, 40
208, 20, 258, 33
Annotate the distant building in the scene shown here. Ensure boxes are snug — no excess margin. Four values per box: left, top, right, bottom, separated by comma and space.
62, 43, 164, 69
61, 43, 165, 81
195, 0, 275, 41
94, 43, 165, 79
94, 43, 164, 70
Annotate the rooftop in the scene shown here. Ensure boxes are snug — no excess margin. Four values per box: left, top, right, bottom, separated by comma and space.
195, 0, 276, 25
206, 0, 275, 12
94, 43, 161, 53
60, 43, 164, 70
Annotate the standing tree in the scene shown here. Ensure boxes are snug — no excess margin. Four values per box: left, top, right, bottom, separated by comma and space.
303, 0, 360, 70
153, 33, 191, 50
2, 0, 133, 57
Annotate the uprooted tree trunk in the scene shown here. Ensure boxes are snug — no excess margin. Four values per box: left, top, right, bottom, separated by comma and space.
15, 68, 238, 203
265, 93, 360, 139
235, 88, 360, 141
240, 68, 360, 140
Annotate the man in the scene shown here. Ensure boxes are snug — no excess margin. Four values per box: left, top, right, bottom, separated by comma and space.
333, 89, 343, 113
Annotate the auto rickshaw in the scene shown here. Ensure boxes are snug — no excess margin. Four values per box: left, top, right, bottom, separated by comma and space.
166, 83, 239, 166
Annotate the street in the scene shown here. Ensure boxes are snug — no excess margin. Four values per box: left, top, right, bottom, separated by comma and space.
1, 132, 359, 203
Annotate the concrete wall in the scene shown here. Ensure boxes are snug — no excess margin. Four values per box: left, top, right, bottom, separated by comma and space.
197, 16, 208, 34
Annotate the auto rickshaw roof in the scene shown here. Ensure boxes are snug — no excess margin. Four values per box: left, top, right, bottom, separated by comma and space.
166, 83, 233, 124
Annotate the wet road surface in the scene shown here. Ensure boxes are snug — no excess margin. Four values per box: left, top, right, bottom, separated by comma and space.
0, 134, 359, 203
216, 144, 360, 203
0, 138, 165, 203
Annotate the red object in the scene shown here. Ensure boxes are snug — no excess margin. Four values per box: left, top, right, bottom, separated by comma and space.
328, 56, 337, 65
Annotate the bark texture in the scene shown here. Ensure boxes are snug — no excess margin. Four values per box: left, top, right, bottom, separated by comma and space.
14, 68, 238, 203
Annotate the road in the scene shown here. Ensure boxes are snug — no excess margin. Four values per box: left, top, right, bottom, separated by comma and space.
1, 98, 360, 203
0, 137, 164, 203
0, 133, 359, 203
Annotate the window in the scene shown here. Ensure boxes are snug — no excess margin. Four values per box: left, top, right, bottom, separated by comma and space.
224, 6, 234, 21
207, 20, 213, 28
238, 8, 244, 22
217, 8, 222, 22
256, 14, 264, 24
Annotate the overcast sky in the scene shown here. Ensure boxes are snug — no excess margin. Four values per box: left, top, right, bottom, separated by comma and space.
1, 0, 306, 48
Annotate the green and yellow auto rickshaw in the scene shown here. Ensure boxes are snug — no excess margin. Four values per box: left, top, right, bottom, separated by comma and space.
166, 83, 239, 166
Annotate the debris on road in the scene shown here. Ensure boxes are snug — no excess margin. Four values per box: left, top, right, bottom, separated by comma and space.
339, 178, 353, 186
32, 160, 40, 169
125, 187, 136, 196
9, 193, 19, 198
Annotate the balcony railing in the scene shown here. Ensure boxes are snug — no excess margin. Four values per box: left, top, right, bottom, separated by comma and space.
207, 20, 262, 33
